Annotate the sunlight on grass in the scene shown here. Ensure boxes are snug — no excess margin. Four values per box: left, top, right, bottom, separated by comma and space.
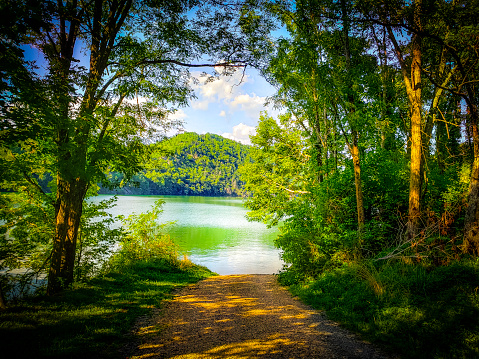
284, 260, 479, 359
0, 260, 216, 358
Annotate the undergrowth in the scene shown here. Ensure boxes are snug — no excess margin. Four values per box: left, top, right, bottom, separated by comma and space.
0, 257, 215, 358
280, 260, 479, 359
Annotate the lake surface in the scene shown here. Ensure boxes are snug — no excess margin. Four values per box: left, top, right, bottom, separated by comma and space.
92, 195, 284, 275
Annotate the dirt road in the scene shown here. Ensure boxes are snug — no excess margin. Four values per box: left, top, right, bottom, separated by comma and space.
127, 274, 395, 358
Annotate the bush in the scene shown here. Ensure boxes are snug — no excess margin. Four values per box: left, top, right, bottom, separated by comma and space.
108, 199, 180, 270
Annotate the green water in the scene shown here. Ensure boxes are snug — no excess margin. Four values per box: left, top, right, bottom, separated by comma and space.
93, 195, 284, 275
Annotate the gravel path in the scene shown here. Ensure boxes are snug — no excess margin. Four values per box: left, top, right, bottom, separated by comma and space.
128, 274, 396, 359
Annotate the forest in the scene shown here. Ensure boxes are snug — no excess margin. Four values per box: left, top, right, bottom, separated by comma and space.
240, 0, 478, 276
99, 132, 250, 196
1, 0, 479, 357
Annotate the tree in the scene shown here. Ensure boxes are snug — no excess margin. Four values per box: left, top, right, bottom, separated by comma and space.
360, 0, 479, 249
240, 113, 311, 226
0, 0, 260, 294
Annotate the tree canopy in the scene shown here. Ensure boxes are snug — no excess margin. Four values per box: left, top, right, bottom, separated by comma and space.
240, 0, 479, 277
0, 0, 269, 295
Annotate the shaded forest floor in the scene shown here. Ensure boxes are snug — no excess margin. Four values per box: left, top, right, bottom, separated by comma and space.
0, 261, 215, 358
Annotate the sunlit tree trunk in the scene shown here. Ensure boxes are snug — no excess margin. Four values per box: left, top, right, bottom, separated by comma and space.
406, 33, 422, 239
386, 0, 423, 239
352, 129, 365, 230
312, 88, 324, 183
48, 177, 87, 293
464, 102, 479, 254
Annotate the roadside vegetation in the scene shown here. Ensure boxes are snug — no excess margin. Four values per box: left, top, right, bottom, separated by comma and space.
0, 200, 215, 358
0, 260, 214, 358
279, 260, 479, 359
238, 1, 479, 358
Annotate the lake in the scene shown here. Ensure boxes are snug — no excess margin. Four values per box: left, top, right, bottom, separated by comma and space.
91, 195, 284, 275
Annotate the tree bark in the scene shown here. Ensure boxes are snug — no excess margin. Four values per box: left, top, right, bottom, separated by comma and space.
386, 0, 423, 239
47, 176, 87, 294
352, 129, 365, 231
464, 102, 479, 254
46, 0, 132, 294
0, 283, 6, 310
341, 0, 365, 232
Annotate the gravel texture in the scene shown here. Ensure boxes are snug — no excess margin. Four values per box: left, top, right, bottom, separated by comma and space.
127, 274, 397, 359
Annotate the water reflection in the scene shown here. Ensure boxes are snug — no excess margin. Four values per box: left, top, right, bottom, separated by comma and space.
93, 195, 283, 275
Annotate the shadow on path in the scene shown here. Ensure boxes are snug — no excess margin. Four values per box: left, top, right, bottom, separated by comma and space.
128, 274, 396, 358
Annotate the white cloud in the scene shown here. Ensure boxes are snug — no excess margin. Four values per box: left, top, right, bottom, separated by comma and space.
222, 123, 256, 145
219, 110, 226, 117
169, 109, 188, 121
191, 100, 209, 110
229, 93, 266, 119
189, 69, 249, 110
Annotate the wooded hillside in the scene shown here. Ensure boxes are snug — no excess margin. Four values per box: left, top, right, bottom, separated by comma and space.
100, 132, 250, 196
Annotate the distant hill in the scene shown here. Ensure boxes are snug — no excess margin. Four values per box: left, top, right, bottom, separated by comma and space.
99, 132, 251, 196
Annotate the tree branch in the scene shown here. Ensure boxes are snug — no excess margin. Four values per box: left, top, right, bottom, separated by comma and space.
139, 59, 246, 68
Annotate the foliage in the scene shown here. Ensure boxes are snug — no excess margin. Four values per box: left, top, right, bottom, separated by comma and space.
0, 192, 125, 300
239, 113, 311, 226
0, 192, 54, 300
0, 259, 215, 358
108, 199, 179, 269
283, 260, 479, 359
239, 0, 478, 282
0, 0, 268, 294
100, 132, 251, 197
74, 196, 125, 282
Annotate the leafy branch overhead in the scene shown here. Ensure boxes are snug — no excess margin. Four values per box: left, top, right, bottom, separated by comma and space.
0, 0, 273, 295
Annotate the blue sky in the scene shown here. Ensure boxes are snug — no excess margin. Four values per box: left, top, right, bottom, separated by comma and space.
171, 67, 279, 145
23, 44, 279, 146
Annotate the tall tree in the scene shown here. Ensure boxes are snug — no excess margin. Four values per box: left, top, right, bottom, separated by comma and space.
0, 0, 258, 294
359, 0, 425, 237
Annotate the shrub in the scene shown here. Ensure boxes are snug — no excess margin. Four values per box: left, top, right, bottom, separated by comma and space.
108, 199, 179, 269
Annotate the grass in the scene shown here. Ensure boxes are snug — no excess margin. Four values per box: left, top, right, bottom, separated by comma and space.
281, 260, 479, 359
0, 259, 215, 358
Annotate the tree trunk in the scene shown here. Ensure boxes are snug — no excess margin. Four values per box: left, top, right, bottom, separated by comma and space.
45, 0, 131, 295
385, 0, 423, 239
341, 0, 365, 232
47, 176, 87, 294
312, 99, 324, 183
352, 129, 365, 231
464, 103, 479, 254
406, 0, 424, 238
0, 283, 6, 310
406, 36, 423, 239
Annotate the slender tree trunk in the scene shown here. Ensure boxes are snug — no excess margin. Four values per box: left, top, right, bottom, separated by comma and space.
352, 129, 365, 230
312, 93, 324, 183
407, 41, 422, 238
385, 0, 423, 239
464, 103, 479, 254
436, 118, 446, 173
0, 283, 6, 310
341, 0, 365, 231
